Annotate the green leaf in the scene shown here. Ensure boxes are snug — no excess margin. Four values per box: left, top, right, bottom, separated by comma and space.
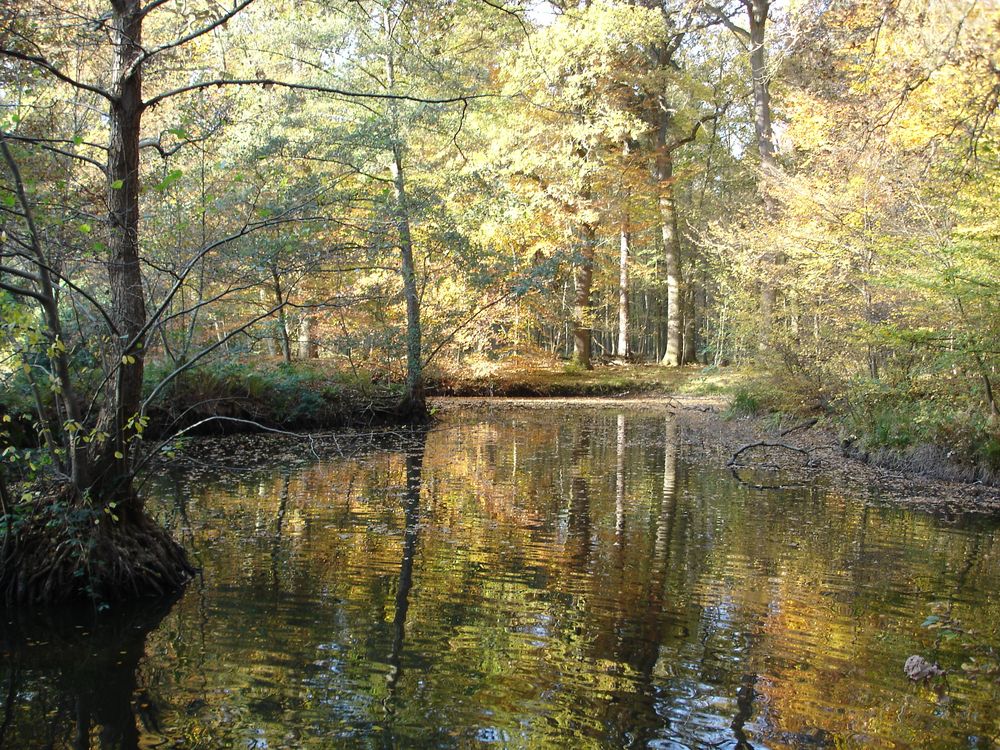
79, 223, 92, 234
153, 169, 183, 192
111, 179, 124, 189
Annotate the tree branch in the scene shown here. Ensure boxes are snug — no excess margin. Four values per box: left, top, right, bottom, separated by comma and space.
703, 2, 750, 44
129, 0, 257, 77
0, 48, 115, 101
0, 279, 49, 304
144, 77, 485, 109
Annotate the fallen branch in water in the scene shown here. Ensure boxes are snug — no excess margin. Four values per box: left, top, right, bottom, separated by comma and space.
727, 441, 820, 490
728, 441, 814, 466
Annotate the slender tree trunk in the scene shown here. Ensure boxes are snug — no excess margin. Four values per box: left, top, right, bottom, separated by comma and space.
271, 268, 291, 364
655, 147, 682, 367
389, 144, 423, 409
259, 288, 279, 356
617, 218, 630, 359
682, 285, 696, 364
572, 221, 596, 369
298, 312, 318, 359
383, 9, 424, 416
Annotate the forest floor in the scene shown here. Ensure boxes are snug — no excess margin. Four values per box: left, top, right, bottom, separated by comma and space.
426, 359, 745, 397
430, 363, 1000, 515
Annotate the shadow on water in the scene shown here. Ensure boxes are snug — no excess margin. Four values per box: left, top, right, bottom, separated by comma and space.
0, 593, 181, 749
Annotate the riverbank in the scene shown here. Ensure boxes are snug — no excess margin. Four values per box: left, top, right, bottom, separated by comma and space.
425, 360, 731, 397
431, 394, 1000, 515
432, 358, 999, 492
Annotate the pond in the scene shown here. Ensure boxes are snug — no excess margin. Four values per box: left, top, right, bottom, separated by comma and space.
2, 406, 999, 749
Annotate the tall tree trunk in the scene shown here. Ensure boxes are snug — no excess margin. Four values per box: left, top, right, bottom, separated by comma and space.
271, 268, 291, 363
94, 0, 146, 501
748, 0, 776, 175
572, 221, 596, 369
389, 143, 422, 410
298, 312, 319, 359
1, 0, 194, 605
655, 147, 682, 367
384, 9, 424, 416
617, 218, 630, 359
682, 284, 696, 364
747, 0, 778, 347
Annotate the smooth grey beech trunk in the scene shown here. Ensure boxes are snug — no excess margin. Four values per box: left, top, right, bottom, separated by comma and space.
655, 145, 682, 367
617, 218, 630, 359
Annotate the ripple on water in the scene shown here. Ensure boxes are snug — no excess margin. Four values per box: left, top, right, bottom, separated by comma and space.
2, 407, 999, 749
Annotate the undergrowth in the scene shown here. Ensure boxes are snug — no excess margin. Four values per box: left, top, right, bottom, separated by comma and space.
144, 361, 404, 436
726, 361, 1000, 485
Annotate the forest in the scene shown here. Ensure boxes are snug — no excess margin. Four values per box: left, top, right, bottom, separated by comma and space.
0, 0, 999, 746
0, 0, 997, 630
1, 0, 999, 603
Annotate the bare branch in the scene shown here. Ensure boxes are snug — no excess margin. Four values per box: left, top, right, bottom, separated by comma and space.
130, 0, 257, 76
138, 0, 173, 17
423, 289, 516, 368
144, 77, 485, 109
702, 2, 750, 44
0, 279, 49, 304
0, 263, 40, 285
0, 48, 114, 101
140, 301, 292, 411
3, 135, 108, 175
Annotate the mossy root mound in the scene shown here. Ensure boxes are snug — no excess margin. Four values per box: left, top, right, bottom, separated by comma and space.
1, 493, 194, 606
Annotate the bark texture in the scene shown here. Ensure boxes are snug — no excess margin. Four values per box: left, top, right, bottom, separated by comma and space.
617, 220, 630, 358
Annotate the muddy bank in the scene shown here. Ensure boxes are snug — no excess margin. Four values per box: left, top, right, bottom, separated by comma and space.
431, 395, 1000, 515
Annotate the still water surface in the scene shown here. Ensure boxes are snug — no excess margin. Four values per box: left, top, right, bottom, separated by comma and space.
2, 406, 999, 748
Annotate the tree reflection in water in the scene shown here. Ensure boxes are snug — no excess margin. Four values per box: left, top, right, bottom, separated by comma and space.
383, 432, 426, 743
1, 408, 998, 749
0, 594, 180, 749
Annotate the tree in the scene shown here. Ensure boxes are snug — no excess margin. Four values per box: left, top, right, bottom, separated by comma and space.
0, 0, 476, 602
702, 0, 779, 344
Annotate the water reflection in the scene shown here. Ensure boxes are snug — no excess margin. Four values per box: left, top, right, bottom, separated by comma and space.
384, 436, 426, 738
1, 407, 999, 749
0, 595, 180, 749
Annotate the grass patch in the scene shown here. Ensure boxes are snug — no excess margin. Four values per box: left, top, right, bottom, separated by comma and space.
841, 380, 1000, 484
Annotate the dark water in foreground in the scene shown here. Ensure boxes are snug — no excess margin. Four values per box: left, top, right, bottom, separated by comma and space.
2, 406, 999, 749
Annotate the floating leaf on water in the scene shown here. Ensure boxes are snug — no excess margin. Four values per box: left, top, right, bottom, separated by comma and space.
904, 654, 943, 680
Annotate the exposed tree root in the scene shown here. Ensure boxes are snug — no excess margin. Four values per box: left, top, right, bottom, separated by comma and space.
394, 394, 430, 424
0, 489, 194, 606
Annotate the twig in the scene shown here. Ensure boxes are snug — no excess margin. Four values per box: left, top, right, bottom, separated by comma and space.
779, 418, 818, 437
